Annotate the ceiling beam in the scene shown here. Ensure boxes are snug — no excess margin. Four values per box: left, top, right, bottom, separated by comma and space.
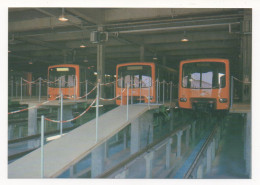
9, 15, 83, 32
66, 8, 104, 25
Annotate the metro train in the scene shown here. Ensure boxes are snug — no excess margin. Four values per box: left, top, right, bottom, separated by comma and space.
47, 64, 95, 100
178, 58, 230, 111
115, 62, 178, 105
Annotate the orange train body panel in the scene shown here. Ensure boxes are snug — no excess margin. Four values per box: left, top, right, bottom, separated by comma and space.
116, 62, 156, 105
178, 58, 230, 110
48, 64, 80, 100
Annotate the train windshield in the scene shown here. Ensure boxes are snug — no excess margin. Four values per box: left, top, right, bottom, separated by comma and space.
48, 67, 76, 88
118, 65, 152, 88
182, 62, 226, 89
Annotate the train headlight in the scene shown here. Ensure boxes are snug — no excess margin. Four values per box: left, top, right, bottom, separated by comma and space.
180, 98, 187, 102
219, 98, 228, 103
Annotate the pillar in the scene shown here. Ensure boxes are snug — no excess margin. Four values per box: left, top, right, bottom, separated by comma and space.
69, 166, 76, 178
196, 164, 204, 178
91, 143, 105, 178
130, 118, 140, 154
140, 45, 145, 62
104, 141, 109, 159
8, 124, 14, 140
244, 112, 251, 177
97, 26, 105, 98
131, 111, 153, 154
115, 168, 128, 178
206, 143, 212, 173
186, 125, 191, 148
57, 105, 74, 129
211, 139, 216, 161
144, 151, 154, 178
240, 9, 252, 102
28, 103, 38, 149
177, 131, 183, 158
165, 138, 173, 169
123, 128, 127, 149
192, 121, 196, 142
170, 109, 174, 131
162, 56, 167, 66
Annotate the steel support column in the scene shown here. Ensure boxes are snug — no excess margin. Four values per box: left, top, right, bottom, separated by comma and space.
240, 10, 252, 102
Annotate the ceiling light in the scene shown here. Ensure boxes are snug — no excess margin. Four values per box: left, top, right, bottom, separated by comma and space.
153, 53, 158, 60
181, 31, 189, 42
58, 8, 68, 22
80, 43, 86, 48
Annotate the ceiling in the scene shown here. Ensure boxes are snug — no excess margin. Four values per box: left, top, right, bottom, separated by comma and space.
8, 8, 248, 76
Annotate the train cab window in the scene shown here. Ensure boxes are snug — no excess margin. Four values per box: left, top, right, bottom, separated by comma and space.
118, 65, 152, 88
49, 67, 76, 87
182, 62, 226, 89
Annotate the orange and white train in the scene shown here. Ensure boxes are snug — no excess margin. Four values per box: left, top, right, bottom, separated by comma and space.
115, 62, 178, 105
178, 58, 230, 111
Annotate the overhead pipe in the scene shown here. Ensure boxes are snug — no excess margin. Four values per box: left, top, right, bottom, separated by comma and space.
114, 22, 240, 34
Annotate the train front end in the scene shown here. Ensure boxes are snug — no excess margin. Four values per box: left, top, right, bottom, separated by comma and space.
47, 65, 79, 100
116, 63, 156, 105
178, 59, 230, 111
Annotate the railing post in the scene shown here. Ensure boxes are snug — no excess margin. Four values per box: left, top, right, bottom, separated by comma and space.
170, 81, 172, 104
121, 77, 123, 106
85, 80, 88, 102
139, 80, 142, 103
156, 78, 159, 104
127, 84, 129, 121
131, 78, 133, 105
163, 80, 165, 104
16, 80, 18, 98
148, 85, 150, 108
114, 81, 116, 98
39, 77, 42, 102
59, 77, 61, 99
11, 79, 14, 98
74, 75, 76, 101
41, 115, 45, 178
96, 82, 100, 142
20, 77, 23, 101
230, 76, 234, 109
60, 92, 63, 136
